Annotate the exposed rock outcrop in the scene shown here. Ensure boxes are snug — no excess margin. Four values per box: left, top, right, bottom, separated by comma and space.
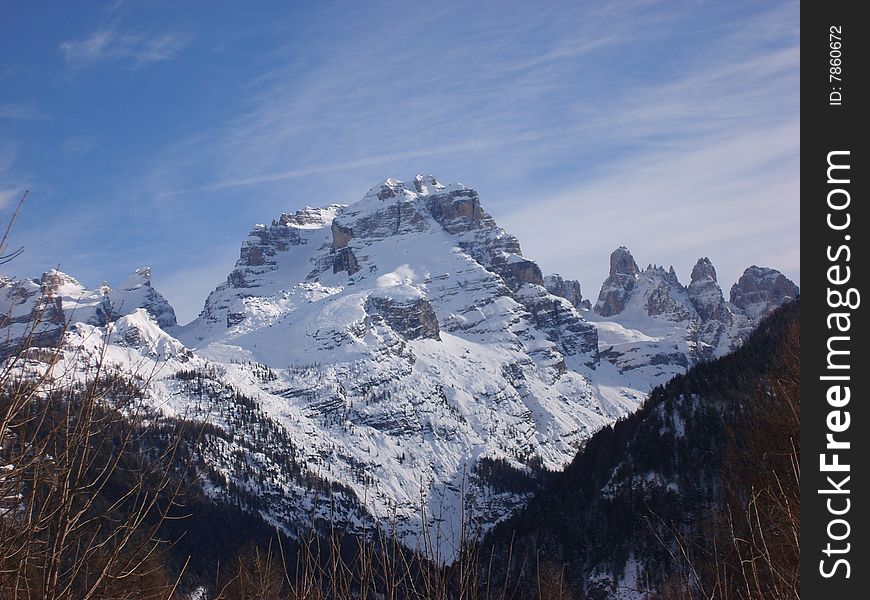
515, 284, 598, 365
687, 258, 729, 323
366, 289, 440, 341
730, 266, 800, 321
544, 274, 584, 308
591, 249, 798, 373
595, 247, 640, 317
193, 205, 343, 331
331, 222, 353, 250
0, 267, 178, 354
500, 257, 544, 289
333, 247, 360, 276
425, 186, 487, 234
595, 249, 692, 321
108, 267, 178, 329
640, 265, 695, 321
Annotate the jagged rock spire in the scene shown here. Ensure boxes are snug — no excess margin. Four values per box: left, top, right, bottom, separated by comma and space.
595, 247, 640, 317
688, 257, 728, 322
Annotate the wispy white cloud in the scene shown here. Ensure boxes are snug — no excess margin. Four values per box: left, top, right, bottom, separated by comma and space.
0, 149, 26, 211
59, 134, 100, 156
130, 1, 797, 315
500, 118, 800, 299
494, 6, 799, 294
0, 103, 47, 120
8, 1, 797, 320
143, 6, 625, 199
0, 188, 23, 211
59, 28, 188, 69
145, 2, 796, 202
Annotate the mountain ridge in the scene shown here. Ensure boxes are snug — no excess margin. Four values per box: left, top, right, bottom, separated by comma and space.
0, 174, 798, 560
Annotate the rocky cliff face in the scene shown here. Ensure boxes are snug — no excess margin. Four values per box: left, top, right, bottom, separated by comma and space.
730, 265, 800, 321
687, 258, 729, 322
366, 287, 441, 341
594, 247, 640, 316
190, 205, 343, 336
515, 285, 599, 367
638, 264, 695, 321
107, 267, 178, 329
543, 274, 587, 309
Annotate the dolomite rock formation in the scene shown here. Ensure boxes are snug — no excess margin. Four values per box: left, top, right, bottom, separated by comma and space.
595, 247, 640, 317
687, 258, 729, 323
591, 248, 798, 373
730, 266, 800, 321
544, 274, 585, 309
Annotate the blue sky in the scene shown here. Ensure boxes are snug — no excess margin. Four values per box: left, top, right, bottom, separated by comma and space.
0, 1, 799, 324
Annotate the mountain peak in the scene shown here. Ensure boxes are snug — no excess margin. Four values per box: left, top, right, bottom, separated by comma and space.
687, 257, 727, 324
362, 175, 465, 205
609, 246, 639, 277
594, 247, 640, 316
412, 174, 444, 194
690, 257, 717, 284
364, 177, 414, 202
274, 205, 343, 229
40, 269, 84, 294
729, 266, 799, 321
119, 266, 153, 289
104, 267, 177, 329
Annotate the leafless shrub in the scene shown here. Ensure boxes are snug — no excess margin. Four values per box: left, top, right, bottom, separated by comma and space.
0, 196, 193, 599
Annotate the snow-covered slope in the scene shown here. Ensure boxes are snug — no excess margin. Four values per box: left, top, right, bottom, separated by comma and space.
1, 175, 797, 561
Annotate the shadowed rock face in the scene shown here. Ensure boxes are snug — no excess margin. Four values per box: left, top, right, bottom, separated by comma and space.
593, 249, 798, 333
730, 266, 800, 321
366, 294, 440, 341
105, 267, 178, 329
544, 275, 584, 308
595, 247, 640, 317
233, 214, 323, 282
638, 265, 694, 321
688, 258, 730, 323
501, 259, 544, 289
38, 272, 74, 328
425, 189, 486, 233
194, 205, 344, 330
239, 223, 306, 268
515, 284, 599, 366
691, 257, 717, 282
0, 267, 178, 355
333, 247, 360, 276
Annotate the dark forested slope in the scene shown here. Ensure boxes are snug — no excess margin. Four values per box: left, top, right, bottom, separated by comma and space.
483, 302, 800, 599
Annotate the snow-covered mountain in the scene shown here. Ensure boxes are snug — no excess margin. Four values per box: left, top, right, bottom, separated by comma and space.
587, 246, 798, 386
0, 175, 797, 559
0, 267, 176, 354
